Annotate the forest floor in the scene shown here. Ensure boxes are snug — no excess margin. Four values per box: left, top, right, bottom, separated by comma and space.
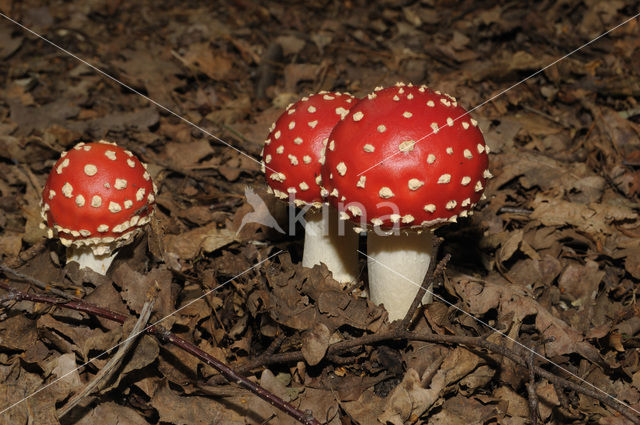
1, 1, 640, 424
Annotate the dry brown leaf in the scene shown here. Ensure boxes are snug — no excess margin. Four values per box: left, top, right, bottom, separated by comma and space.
302, 322, 331, 366
452, 273, 600, 360
164, 222, 236, 260
75, 402, 149, 425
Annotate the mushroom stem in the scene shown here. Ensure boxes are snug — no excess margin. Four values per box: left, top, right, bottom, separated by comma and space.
302, 207, 359, 284
66, 245, 117, 275
366, 230, 434, 321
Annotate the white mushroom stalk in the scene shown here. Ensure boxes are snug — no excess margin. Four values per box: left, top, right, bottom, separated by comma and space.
302, 207, 359, 284
366, 230, 434, 320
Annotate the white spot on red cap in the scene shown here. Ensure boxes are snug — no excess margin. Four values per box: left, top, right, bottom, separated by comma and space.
363, 144, 375, 152
335, 107, 349, 119
62, 182, 73, 198
293, 137, 303, 145
402, 111, 413, 118
408, 179, 424, 190
445, 200, 457, 210
379, 187, 394, 198
336, 162, 347, 176
475, 181, 483, 192
303, 155, 311, 164
329, 140, 335, 151
91, 195, 102, 207
105, 150, 116, 160
461, 198, 471, 207
276, 145, 284, 154
288, 121, 296, 130
402, 214, 415, 224
49, 190, 56, 200
424, 204, 436, 213
299, 182, 309, 191
308, 120, 318, 128
288, 154, 299, 165
426, 100, 435, 107
270, 172, 286, 182
136, 188, 146, 201
483, 169, 493, 178
307, 105, 316, 113
127, 159, 135, 168
461, 176, 471, 186
114, 178, 127, 189
124, 200, 133, 209
274, 130, 281, 139
347, 205, 362, 216
463, 149, 472, 159
97, 224, 109, 232
265, 154, 272, 163
446, 117, 454, 126
109, 201, 122, 213
462, 122, 469, 130
75, 194, 85, 207
377, 125, 386, 133
470, 118, 478, 126
477, 144, 485, 154
437, 174, 451, 184
427, 154, 436, 164
357, 176, 366, 188
57, 158, 70, 174
352, 111, 364, 121
399, 140, 416, 152
446, 147, 453, 154
323, 94, 335, 100
430, 122, 439, 133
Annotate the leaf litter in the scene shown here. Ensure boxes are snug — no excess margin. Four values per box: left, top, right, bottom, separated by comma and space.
1, 0, 640, 424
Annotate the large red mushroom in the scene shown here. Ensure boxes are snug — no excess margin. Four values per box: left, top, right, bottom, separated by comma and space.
40, 140, 156, 274
322, 83, 491, 320
261, 91, 359, 283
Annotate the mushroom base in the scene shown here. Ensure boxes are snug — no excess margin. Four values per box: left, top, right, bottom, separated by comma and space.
367, 230, 434, 321
302, 208, 359, 284
66, 245, 117, 275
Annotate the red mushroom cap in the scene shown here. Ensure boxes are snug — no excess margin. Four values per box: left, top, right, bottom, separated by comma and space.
321, 83, 490, 230
41, 140, 156, 254
261, 91, 357, 207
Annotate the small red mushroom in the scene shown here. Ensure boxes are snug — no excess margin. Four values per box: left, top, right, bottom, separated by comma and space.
322, 83, 491, 319
261, 91, 360, 283
40, 140, 156, 274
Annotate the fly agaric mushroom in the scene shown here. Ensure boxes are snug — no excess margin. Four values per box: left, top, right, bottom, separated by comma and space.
40, 140, 156, 274
322, 83, 491, 320
261, 91, 359, 283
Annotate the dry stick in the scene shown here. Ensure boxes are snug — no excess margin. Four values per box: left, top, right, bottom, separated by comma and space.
0, 263, 79, 301
57, 296, 156, 418
526, 351, 540, 425
0, 283, 320, 425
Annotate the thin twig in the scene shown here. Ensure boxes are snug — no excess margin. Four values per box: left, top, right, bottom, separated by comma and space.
57, 295, 156, 418
526, 351, 540, 425
0, 263, 79, 301
0, 282, 320, 425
